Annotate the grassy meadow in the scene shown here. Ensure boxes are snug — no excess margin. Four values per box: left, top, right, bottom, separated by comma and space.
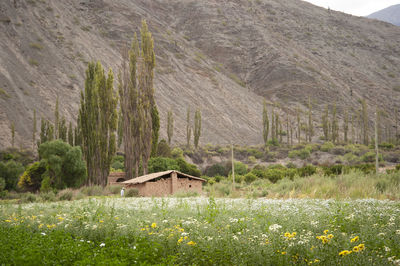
1, 197, 400, 265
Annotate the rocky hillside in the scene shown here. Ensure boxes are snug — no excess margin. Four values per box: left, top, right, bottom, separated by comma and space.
1, 0, 400, 149
368, 4, 400, 26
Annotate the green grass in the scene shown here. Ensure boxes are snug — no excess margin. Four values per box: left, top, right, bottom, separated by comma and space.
0, 88, 10, 98
29, 43, 43, 50
0, 198, 399, 264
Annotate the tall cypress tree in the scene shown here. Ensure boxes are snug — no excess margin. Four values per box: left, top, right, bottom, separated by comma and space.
361, 99, 369, 145
271, 110, 275, 142
186, 107, 192, 148
119, 21, 156, 177
79, 61, 117, 186
54, 96, 59, 139
68, 121, 74, 146
59, 116, 67, 142
117, 109, 123, 149
150, 105, 160, 157
322, 105, 329, 141
32, 109, 37, 150
296, 108, 301, 143
262, 100, 269, 146
331, 103, 338, 143
343, 109, 349, 143
167, 110, 174, 145
307, 97, 313, 142
194, 109, 201, 149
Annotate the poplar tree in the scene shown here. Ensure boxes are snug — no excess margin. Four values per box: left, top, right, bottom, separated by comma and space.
262, 100, 269, 146
32, 109, 36, 150
296, 108, 301, 143
117, 109, 123, 148
186, 107, 192, 148
343, 110, 349, 143
361, 99, 369, 145
79, 61, 117, 186
322, 105, 329, 141
118, 20, 156, 177
151, 105, 160, 157
331, 103, 339, 143
68, 122, 74, 146
275, 113, 280, 143
271, 110, 275, 142
54, 96, 59, 139
59, 117, 67, 142
286, 113, 289, 145
11, 122, 15, 147
307, 98, 313, 142
351, 113, 355, 143
194, 109, 201, 149
167, 110, 174, 145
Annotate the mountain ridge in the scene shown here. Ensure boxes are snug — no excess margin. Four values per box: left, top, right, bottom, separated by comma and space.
0, 0, 399, 149
367, 4, 400, 26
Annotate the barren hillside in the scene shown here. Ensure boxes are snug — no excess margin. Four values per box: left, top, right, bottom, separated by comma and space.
1, 0, 400, 149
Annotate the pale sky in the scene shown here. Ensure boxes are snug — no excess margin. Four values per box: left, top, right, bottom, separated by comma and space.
302, 0, 400, 16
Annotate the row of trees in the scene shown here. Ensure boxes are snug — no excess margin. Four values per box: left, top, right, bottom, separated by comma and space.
166, 108, 202, 149
263, 98, 399, 147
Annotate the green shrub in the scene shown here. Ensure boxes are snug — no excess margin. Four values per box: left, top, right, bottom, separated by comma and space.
205, 163, 228, 177
244, 173, 257, 184
378, 142, 394, 149
57, 189, 73, 201
125, 188, 139, 197
288, 148, 310, 159
321, 142, 334, 152
361, 152, 383, 163
157, 140, 172, 157
383, 152, 400, 163
176, 158, 201, 177
286, 162, 297, 169
148, 157, 179, 173
80, 186, 104, 196
297, 165, 316, 177
40, 191, 56, 202
396, 164, 400, 171
111, 155, 124, 171
40, 176, 52, 193
39, 140, 87, 189
18, 161, 47, 192
352, 164, 375, 174
331, 146, 346, 155
0, 148, 34, 166
0, 160, 25, 190
171, 148, 184, 159
322, 165, 344, 176
230, 161, 248, 176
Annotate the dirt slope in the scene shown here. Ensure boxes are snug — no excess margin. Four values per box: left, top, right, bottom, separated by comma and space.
0, 0, 399, 149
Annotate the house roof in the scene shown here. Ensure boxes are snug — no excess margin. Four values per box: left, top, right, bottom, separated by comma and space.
122, 170, 207, 185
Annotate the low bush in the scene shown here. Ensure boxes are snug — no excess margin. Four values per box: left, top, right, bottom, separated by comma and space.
57, 189, 73, 201
39, 191, 57, 202
297, 165, 317, 177
244, 173, 257, 184
288, 148, 310, 159
204, 163, 228, 177
125, 188, 139, 197
361, 152, 383, 163
321, 142, 334, 152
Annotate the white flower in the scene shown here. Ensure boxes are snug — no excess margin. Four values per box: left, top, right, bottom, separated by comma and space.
41, 232, 46, 236
384, 246, 391, 252
269, 224, 282, 232
233, 235, 238, 240
100, 243, 105, 247
396, 230, 400, 235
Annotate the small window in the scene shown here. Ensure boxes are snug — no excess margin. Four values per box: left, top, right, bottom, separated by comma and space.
189, 184, 192, 188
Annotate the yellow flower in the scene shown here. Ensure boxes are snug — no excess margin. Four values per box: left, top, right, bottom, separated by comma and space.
292, 232, 297, 237
323, 230, 329, 234
339, 250, 352, 256
351, 236, 359, 243
151, 223, 157, 228
99, 220, 104, 223
353, 246, 360, 252
187, 241, 196, 246
115, 217, 119, 220
284, 232, 291, 237
177, 237, 183, 243
4, 220, 11, 223
327, 234, 334, 239
281, 251, 286, 255
39, 223, 44, 228
184, 236, 188, 240
314, 259, 320, 263
358, 243, 365, 251
141, 228, 146, 231
265, 239, 269, 244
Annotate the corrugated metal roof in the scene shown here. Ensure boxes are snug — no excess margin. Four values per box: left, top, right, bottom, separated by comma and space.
122, 170, 206, 184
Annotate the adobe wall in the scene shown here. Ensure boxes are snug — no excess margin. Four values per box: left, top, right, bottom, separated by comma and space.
108, 172, 126, 185
175, 178, 203, 194
139, 178, 172, 197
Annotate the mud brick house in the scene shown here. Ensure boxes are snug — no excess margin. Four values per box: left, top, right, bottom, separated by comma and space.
108, 172, 127, 185
121, 170, 206, 197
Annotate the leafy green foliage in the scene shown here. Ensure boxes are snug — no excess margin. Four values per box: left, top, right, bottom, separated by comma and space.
156, 140, 172, 158
0, 160, 25, 190
38, 140, 86, 190
148, 157, 201, 177
204, 163, 228, 177
18, 161, 47, 192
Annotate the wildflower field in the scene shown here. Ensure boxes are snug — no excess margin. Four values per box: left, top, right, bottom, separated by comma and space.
1, 197, 400, 265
